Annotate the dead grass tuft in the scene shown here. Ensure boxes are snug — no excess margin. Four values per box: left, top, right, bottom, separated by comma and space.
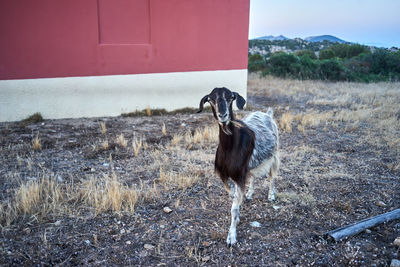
145, 106, 152, 117
99, 122, 107, 135
132, 137, 144, 156
80, 174, 139, 214
32, 135, 42, 150
101, 140, 109, 150
183, 125, 218, 149
279, 113, 294, 133
159, 168, 200, 191
116, 134, 128, 148
171, 134, 183, 146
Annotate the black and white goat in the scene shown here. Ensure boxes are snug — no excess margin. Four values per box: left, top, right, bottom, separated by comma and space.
197, 87, 280, 246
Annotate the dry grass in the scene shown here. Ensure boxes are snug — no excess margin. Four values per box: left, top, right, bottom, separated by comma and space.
116, 134, 128, 148
32, 135, 41, 150
99, 122, 107, 135
251, 74, 400, 152
182, 125, 218, 149
279, 113, 294, 133
1, 123, 211, 226
80, 173, 139, 214
0, 173, 155, 226
101, 140, 109, 150
159, 168, 200, 191
171, 134, 183, 146
145, 106, 151, 117
132, 137, 143, 156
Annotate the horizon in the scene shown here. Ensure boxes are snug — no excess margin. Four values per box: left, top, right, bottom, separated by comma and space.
249, 0, 400, 48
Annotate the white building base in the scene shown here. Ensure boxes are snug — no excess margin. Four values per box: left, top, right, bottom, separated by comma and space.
0, 69, 248, 122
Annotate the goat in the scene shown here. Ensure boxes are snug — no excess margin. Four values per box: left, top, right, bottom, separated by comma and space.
197, 87, 280, 246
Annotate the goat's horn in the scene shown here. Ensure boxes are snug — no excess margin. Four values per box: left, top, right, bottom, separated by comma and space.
197, 95, 209, 113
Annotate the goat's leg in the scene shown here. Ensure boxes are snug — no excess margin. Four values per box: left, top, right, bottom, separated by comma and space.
268, 176, 276, 202
268, 153, 280, 202
245, 174, 255, 200
223, 179, 235, 199
226, 183, 243, 246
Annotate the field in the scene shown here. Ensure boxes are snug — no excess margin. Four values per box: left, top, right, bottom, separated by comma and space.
1, 74, 399, 266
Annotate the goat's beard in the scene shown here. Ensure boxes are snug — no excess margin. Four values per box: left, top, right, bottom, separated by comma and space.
219, 121, 232, 135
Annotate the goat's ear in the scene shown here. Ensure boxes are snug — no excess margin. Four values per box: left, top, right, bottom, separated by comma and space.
233, 92, 246, 110
197, 95, 209, 113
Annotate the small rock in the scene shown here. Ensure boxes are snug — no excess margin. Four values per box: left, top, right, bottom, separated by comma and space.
90, 168, 95, 172
163, 207, 172, 213
144, 244, 155, 250
160, 224, 165, 229
391, 259, 400, 267
394, 237, 400, 247
202, 256, 210, 262
126, 241, 131, 245
202, 241, 211, 247
120, 229, 126, 234
250, 221, 261, 228
103, 163, 109, 167
85, 240, 91, 246
375, 200, 386, 207
57, 175, 63, 182
54, 220, 62, 226
365, 229, 371, 234
272, 205, 280, 210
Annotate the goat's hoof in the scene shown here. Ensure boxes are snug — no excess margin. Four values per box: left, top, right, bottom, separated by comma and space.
268, 192, 276, 202
245, 196, 253, 202
226, 231, 237, 247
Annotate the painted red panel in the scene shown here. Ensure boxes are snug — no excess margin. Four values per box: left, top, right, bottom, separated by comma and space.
0, 0, 249, 80
98, 0, 150, 44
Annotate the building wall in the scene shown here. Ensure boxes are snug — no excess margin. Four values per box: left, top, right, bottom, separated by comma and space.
0, 0, 250, 121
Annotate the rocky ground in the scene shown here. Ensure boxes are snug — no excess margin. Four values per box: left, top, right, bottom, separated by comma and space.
1, 75, 399, 266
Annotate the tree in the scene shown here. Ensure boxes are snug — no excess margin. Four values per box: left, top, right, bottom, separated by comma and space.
248, 54, 266, 72
267, 53, 299, 78
295, 50, 317, 59
319, 49, 335, 60
319, 59, 345, 81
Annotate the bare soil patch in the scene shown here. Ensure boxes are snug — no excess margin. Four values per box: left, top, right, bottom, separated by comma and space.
1, 75, 399, 266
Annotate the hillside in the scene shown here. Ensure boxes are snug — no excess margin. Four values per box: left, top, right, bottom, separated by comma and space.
256, 35, 289, 41
305, 35, 347, 43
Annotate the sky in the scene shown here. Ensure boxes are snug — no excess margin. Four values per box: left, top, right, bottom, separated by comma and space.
249, 0, 400, 48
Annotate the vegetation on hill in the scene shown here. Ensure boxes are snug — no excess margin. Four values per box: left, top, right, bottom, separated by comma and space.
248, 41, 400, 82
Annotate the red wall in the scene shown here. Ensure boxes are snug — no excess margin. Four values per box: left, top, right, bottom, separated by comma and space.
0, 0, 249, 80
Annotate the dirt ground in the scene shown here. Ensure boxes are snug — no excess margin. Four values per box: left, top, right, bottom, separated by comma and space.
1, 75, 399, 266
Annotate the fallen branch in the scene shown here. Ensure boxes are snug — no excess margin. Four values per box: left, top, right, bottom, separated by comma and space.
324, 208, 400, 242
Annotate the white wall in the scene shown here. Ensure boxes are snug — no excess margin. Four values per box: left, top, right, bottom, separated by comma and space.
0, 69, 248, 122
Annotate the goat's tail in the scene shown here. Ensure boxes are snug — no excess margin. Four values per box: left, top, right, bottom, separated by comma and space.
266, 107, 274, 117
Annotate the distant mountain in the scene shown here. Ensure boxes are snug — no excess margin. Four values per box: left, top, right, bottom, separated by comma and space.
305, 35, 347, 43
253, 34, 348, 44
256, 35, 289, 41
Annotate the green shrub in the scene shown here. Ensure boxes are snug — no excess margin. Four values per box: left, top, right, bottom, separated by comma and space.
268, 53, 299, 78
319, 49, 335, 60
248, 54, 266, 72
295, 50, 317, 59
319, 59, 345, 81
331, 44, 370, 59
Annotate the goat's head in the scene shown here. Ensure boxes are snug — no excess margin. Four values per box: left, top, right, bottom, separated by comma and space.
197, 87, 246, 135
